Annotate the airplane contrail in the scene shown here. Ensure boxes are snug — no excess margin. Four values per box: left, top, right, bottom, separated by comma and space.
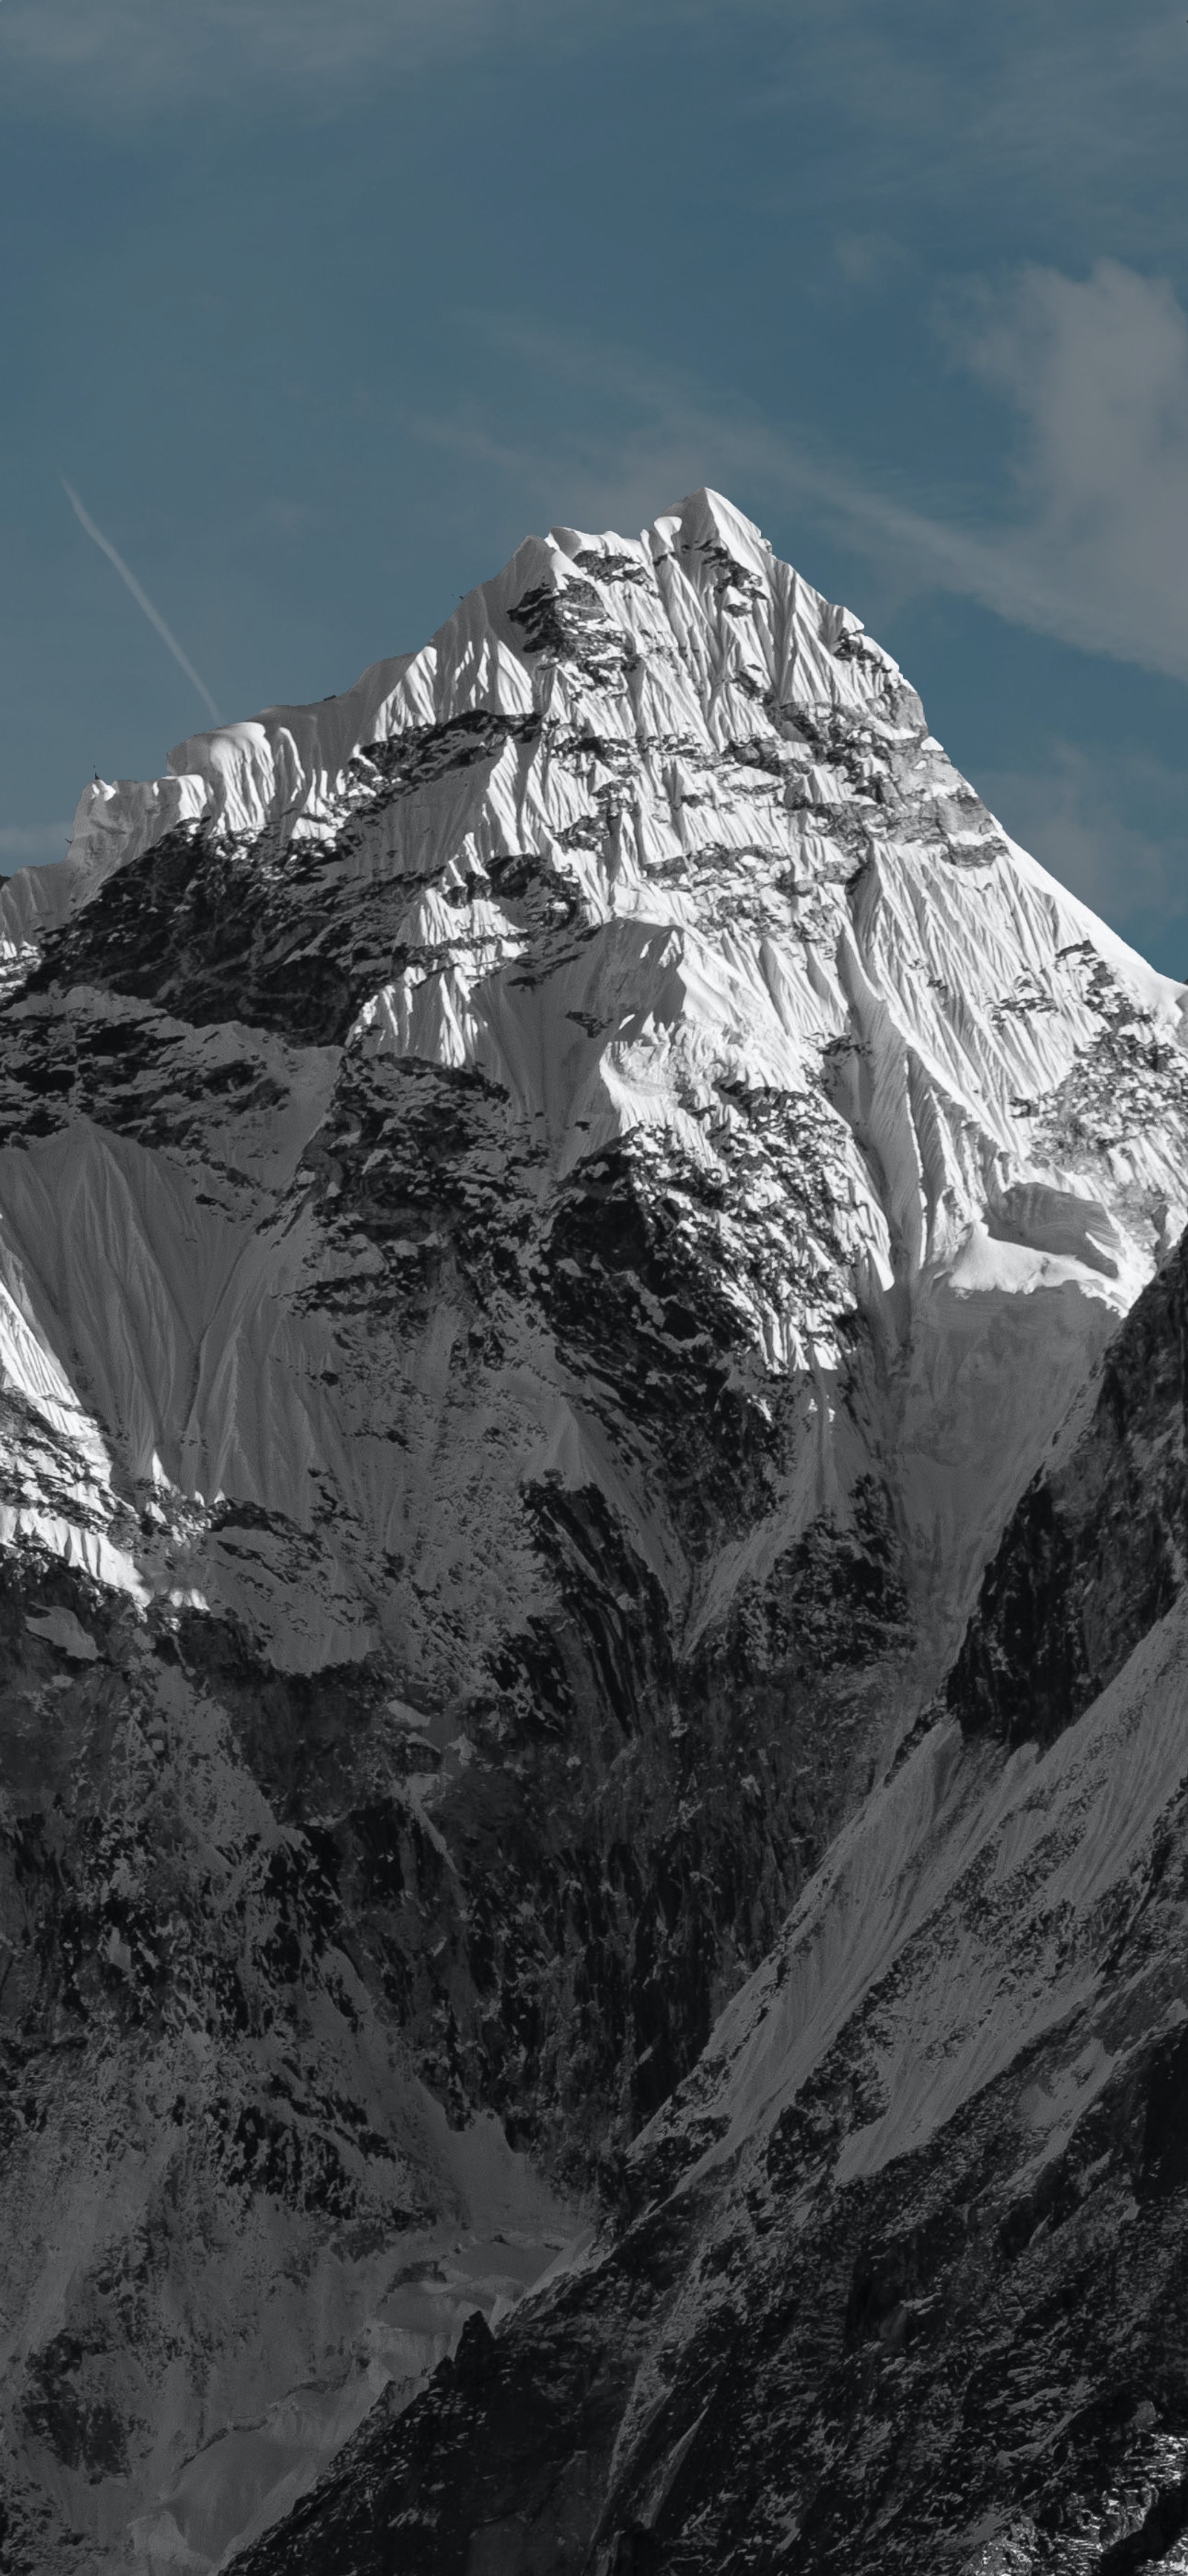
62, 477, 223, 728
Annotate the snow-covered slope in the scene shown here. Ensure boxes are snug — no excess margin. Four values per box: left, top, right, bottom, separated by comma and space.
1, 488, 1187, 2572
4, 491, 1184, 1685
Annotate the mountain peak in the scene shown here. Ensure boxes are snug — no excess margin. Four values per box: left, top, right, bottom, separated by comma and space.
2, 495, 1188, 2574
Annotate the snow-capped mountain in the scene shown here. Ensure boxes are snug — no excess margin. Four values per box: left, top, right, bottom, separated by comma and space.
1, 488, 1186, 2573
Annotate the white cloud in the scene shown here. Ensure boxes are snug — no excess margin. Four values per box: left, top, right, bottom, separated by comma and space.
939, 261, 1188, 681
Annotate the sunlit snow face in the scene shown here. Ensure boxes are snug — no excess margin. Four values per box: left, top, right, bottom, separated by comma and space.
4, 486, 1185, 1685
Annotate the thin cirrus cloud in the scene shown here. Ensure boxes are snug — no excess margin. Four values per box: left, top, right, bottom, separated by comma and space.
4, 0, 1181, 183
434, 262, 1188, 692
0, 0, 572, 107
763, 3, 1187, 221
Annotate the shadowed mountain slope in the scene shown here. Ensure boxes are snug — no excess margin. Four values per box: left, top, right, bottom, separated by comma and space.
239, 1232, 1188, 2576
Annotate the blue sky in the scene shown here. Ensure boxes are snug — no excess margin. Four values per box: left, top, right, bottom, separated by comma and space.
1, 0, 1187, 970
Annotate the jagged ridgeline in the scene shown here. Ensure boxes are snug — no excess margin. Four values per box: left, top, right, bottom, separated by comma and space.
1, 489, 1187, 2574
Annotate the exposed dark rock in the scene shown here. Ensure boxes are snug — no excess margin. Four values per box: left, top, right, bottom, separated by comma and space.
950, 1232, 1188, 1751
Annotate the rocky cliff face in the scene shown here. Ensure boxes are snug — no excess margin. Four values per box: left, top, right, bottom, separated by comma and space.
237, 1232, 1188, 2576
1, 488, 1186, 2573
950, 1233, 1188, 1754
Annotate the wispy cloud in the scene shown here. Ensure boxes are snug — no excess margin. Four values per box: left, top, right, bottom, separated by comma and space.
751, 0, 1188, 258
62, 479, 222, 726
7, 0, 1181, 189
0, 0, 584, 112
936, 261, 1188, 680
413, 271, 1188, 689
